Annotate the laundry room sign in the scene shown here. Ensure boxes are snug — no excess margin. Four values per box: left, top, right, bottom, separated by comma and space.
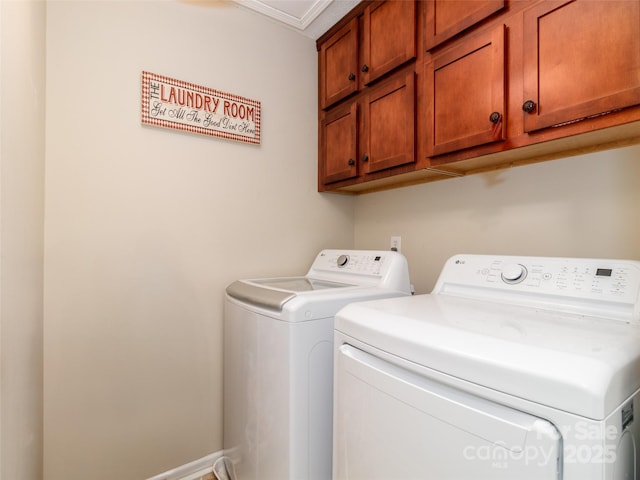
141, 71, 261, 145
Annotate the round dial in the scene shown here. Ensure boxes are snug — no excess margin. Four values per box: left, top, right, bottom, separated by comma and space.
501, 263, 527, 284
337, 255, 349, 267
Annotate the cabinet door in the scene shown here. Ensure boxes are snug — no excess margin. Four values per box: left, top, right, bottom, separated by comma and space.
362, 1, 416, 85
425, 25, 506, 156
424, 0, 505, 51
363, 71, 416, 174
320, 18, 359, 110
320, 102, 358, 185
523, 0, 640, 132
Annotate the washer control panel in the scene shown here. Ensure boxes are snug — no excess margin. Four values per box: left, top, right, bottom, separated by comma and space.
314, 251, 390, 276
435, 255, 640, 322
306, 250, 411, 293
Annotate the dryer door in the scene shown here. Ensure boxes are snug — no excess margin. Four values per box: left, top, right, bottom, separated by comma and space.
334, 344, 562, 480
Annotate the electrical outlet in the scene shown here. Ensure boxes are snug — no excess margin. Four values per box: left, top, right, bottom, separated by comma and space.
390, 236, 401, 252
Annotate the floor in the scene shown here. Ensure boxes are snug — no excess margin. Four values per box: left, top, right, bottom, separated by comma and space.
196, 474, 215, 480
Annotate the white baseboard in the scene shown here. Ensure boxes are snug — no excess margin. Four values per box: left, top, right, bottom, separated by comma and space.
146, 451, 222, 480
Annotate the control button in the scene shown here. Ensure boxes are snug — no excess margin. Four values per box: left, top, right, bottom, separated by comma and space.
501, 264, 527, 284
337, 255, 349, 267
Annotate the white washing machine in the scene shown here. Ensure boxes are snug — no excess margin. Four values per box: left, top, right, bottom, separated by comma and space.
334, 254, 640, 480
223, 249, 412, 480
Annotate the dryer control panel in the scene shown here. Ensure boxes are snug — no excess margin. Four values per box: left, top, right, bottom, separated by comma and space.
434, 255, 640, 323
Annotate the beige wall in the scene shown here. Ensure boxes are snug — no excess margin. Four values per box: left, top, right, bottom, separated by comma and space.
354, 144, 640, 294
0, 1, 46, 479
43, 2, 353, 480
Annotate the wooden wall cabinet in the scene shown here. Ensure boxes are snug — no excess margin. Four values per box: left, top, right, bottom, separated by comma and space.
320, 70, 416, 189
318, 0, 640, 194
319, 18, 359, 110
522, 0, 640, 132
425, 0, 640, 167
424, 25, 506, 156
320, 102, 358, 184
362, 71, 416, 174
362, 1, 417, 85
318, 1, 418, 191
319, 1, 416, 110
424, 0, 505, 51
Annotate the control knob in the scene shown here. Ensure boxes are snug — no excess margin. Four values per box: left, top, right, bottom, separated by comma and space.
337, 255, 349, 267
501, 263, 527, 284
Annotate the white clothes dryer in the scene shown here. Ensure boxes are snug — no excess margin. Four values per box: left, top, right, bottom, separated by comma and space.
334, 254, 640, 480
224, 249, 412, 480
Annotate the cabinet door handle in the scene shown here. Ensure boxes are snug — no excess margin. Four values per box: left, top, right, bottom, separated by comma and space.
522, 100, 537, 114
362, 154, 369, 162
361, 64, 369, 73
348, 159, 356, 166
489, 112, 501, 124
348, 73, 356, 81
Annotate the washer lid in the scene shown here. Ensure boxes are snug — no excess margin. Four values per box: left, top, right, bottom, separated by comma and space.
226, 277, 353, 311
335, 293, 640, 420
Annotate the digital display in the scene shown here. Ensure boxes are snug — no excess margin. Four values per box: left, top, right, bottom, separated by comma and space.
596, 268, 612, 277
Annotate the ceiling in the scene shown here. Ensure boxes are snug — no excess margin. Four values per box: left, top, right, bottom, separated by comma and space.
234, 0, 360, 39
